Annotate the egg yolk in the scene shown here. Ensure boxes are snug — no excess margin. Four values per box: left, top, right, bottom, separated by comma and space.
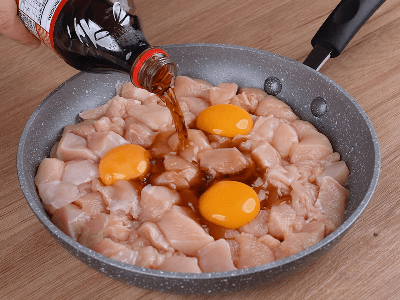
196, 104, 253, 138
99, 144, 150, 186
199, 181, 260, 229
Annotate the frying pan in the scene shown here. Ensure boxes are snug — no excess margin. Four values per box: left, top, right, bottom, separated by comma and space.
17, 0, 383, 295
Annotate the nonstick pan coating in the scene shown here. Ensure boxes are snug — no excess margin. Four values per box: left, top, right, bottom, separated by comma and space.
17, 43, 380, 294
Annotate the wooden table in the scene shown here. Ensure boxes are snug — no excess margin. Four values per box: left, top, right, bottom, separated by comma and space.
1, 0, 400, 299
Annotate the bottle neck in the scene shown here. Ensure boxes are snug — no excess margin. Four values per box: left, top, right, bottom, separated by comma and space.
131, 48, 177, 94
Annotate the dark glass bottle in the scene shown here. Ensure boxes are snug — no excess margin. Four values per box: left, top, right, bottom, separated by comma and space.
18, 0, 177, 93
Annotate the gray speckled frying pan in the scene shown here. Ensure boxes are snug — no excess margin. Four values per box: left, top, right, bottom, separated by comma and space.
17, 0, 382, 295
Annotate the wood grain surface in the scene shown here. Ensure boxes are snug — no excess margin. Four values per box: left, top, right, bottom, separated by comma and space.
1, 0, 400, 299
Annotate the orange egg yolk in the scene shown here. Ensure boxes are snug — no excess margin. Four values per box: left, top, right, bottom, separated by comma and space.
199, 181, 260, 229
99, 144, 150, 186
196, 104, 253, 137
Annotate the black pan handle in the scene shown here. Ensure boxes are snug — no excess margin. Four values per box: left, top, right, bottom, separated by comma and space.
304, 0, 386, 70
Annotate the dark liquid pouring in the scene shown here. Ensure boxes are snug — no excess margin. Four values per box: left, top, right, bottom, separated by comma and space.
151, 65, 189, 151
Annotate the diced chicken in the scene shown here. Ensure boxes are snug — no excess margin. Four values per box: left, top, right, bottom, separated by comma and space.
267, 203, 304, 240
230, 92, 258, 113
271, 123, 299, 158
290, 131, 333, 163
290, 180, 318, 219
63, 120, 96, 139
120, 82, 153, 101
251, 141, 281, 170
149, 128, 176, 158
157, 205, 214, 256
163, 155, 202, 186
255, 96, 298, 122
311, 176, 349, 234
274, 221, 325, 260
138, 222, 174, 252
98, 180, 140, 218
294, 160, 325, 184
235, 233, 275, 269
127, 103, 173, 131
74, 192, 106, 218
238, 210, 269, 238
35, 158, 65, 185
94, 116, 125, 136
136, 246, 165, 269
151, 171, 190, 191
226, 239, 240, 265
51, 204, 90, 240
208, 135, 232, 149
112, 248, 139, 265
178, 100, 197, 128
139, 185, 181, 223
258, 234, 281, 250
206, 221, 240, 240
124, 121, 156, 148
198, 147, 249, 176
103, 215, 132, 241
92, 238, 129, 258
61, 160, 99, 186
78, 213, 108, 248
158, 256, 202, 273
174, 76, 213, 102
316, 161, 349, 187
179, 96, 210, 117
291, 120, 318, 140
251, 116, 282, 142
197, 239, 237, 272
209, 83, 238, 105
37, 180, 81, 214
56, 132, 97, 162
239, 87, 269, 102
103, 95, 129, 119
79, 97, 114, 120
168, 129, 212, 163
87, 131, 129, 159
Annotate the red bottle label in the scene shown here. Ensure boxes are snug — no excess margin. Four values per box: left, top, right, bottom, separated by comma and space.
18, 0, 68, 49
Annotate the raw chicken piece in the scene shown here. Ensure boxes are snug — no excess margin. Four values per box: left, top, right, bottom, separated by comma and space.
158, 256, 202, 273
130, 236, 152, 251
251, 141, 281, 170
239, 87, 269, 102
208, 135, 232, 149
230, 92, 258, 113
179, 96, 210, 117
35, 158, 65, 185
291, 120, 318, 140
37, 180, 81, 214
63, 120, 96, 139
290, 181, 318, 219
151, 171, 190, 191
79, 97, 114, 120
94, 116, 125, 136
157, 205, 214, 256
168, 129, 212, 163
137, 222, 174, 252
149, 128, 176, 158
238, 210, 269, 238
251, 116, 282, 142
124, 121, 156, 148
51, 204, 90, 240
61, 160, 99, 186
163, 155, 202, 186
271, 123, 299, 158
255, 96, 298, 122
136, 246, 165, 269
274, 221, 325, 260
112, 248, 139, 265
206, 222, 240, 240
78, 213, 108, 248
209, 83, 238, 105
139, 185, 181, 223
178, 101, 197, 128
87, 131, 129, 159
235, 233, 275, 269
197, 239, 237, 272
98, 180, 140, 218
120, 82, 153, 101
103, 215, 132, 241
56, 132, 97, 162
316, 161, 349, 187
311, 176, 349, 234
226, 239, 240, 265
198, 147, 249, 176
74, 192, 106, 218
127, 103, 173, 131
267, 203, 304, 240
174, 76, 213, 102
92, 238, 129, 258
290, 131, 333, 163
103, 95, 129, 119
258, 234, 281, 250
